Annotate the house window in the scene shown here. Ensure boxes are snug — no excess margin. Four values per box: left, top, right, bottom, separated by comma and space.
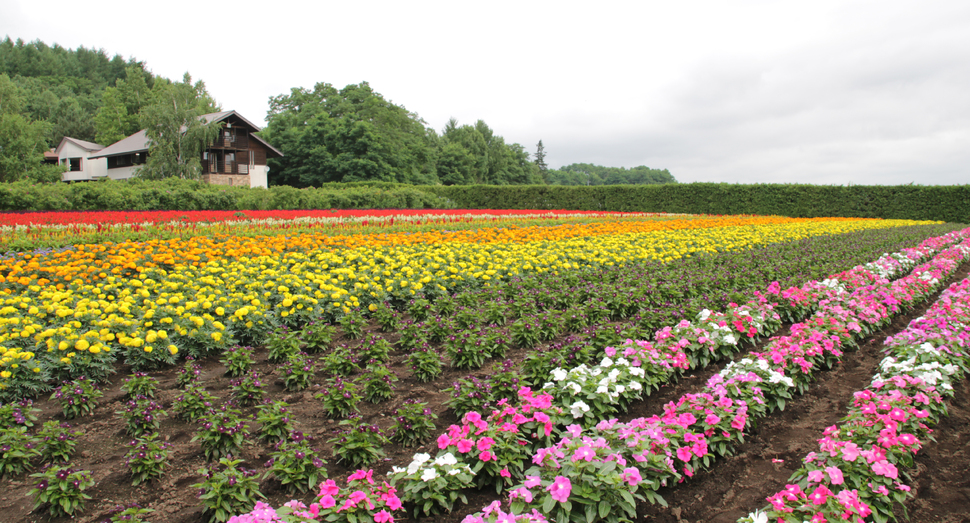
63, 158, 82, 171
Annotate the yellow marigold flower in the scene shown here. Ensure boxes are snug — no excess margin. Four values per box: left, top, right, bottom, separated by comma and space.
168, 345, 178, 355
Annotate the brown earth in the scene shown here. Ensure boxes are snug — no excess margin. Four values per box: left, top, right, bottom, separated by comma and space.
2, 263, 969, 523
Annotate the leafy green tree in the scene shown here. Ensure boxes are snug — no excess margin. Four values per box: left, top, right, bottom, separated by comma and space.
137, 74, 222, 180
262, 82, 439, 187
95, 66, 153, 144
548, 163, 677, 185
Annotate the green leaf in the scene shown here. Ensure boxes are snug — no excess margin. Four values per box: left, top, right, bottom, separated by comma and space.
598, 500, 611, 519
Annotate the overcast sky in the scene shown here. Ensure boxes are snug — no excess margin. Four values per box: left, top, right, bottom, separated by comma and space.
2, 0, 969, 185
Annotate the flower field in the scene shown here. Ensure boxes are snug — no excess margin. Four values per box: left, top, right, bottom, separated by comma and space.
0, 210, 968, 523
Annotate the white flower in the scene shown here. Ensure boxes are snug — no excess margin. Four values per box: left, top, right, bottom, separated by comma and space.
600, 357, 614, 368
570, 401, 590, 418
697, 309, 711, 321
615, 384, 626, 395
390, 466, 406, 474
747, 509, 769, 523
434, 453, 457, 466
724, 334, 737, 346
629, 381, 642, 391
566, 382, 582, 395
551, 368, 567, 381
421, 468, 438, 481
596, 385, 609, 395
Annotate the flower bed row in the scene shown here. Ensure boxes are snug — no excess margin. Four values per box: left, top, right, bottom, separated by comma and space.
739, 274, 970, 523
456, 231, 970, 523
0, 218, 939, 400
226, 228, 970, 522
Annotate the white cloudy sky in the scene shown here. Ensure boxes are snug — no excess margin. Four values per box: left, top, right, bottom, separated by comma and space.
2, 0, 969, 185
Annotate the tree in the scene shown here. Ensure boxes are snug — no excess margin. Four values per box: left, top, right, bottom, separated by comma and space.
95, 66, 153, 144
262, 82, 439, 187
136, 74, 222, 180
534, 140, 548, 182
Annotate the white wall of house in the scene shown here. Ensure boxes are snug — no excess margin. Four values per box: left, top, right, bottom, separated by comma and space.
58, 142, 107, 181
249, 165, 268, 188
107, 165, 139, 180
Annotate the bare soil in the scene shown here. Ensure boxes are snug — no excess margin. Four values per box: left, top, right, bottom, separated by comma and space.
2, 263, 969, 523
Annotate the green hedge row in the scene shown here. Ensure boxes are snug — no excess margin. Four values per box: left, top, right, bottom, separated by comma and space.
1, 181, 966, 223
0, 179, 448, 211
421, 183, 970, 223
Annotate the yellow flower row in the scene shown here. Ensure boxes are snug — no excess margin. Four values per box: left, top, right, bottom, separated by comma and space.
0, 216, 935, 391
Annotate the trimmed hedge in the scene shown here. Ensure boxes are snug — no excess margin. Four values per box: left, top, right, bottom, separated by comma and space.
1, 180, 967, 223
0, 179, 448, 212
421, 183, 970, 223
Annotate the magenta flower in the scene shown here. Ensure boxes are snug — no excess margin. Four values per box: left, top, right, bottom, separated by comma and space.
808, 485, 832, 505
871, 460, 898, 479
676, 446, 693, 462
319, 479, 339, 497
547, 476, 572, 503
524, 475, 542, 488
457, 439, 474, 453
572, 445, 596, 462
374, 510, 394, 522
319, 495, 336, 509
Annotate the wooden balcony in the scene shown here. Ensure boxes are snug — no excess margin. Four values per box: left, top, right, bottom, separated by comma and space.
202, 160, 249, 175
210, 131, 249, 150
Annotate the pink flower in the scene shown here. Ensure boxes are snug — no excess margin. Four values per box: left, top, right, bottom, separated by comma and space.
319, 479, 339, 497
621, 467, 642, 486
499, 467, 511, 478
872, 460, 898, 479
565, 424, 582, 438
888, 408, 907, 422
374, 510, 394, 523
509, 487, 533, 503
348, 469, 374, 484
319, 495, 336, 509
807, 470, 824, 483
348, 490, 367, 505
572, 445, 596, 462
547, 476, 572, 503
825, 466, 844, 485
457, 439, 474, 453
705, 414, 721, 425
524, 475, 542, 488
479, 450, 494, 462
437, 433, 451, 449
466, 412, 482, 424
385, 494, 402, 510
477, 437, 494, 451
808, 485, 832, 506
676, 446, 693, 462
841, 442, 860, 462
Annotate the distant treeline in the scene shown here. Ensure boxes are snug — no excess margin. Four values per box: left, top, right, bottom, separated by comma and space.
547, 163, 675, 186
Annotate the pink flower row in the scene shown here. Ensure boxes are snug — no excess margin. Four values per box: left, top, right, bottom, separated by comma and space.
742, 257, 970, 523
473, 231, 970, 522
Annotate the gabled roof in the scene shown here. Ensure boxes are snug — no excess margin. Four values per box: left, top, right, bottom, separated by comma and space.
89, 110, 282, 159
55, 136, 105, 155
88, 130, 149, 159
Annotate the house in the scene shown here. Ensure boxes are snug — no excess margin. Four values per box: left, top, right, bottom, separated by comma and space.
79, 110, 282, 188
55, 137, 107, 181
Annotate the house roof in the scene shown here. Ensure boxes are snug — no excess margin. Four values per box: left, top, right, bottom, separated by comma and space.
88, 130, 149, 159
89, 110, 282, 159
55, 136, 105, 155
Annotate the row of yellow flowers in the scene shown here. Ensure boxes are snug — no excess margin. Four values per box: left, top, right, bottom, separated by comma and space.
1, 215, 859, 290
0, 216, 936, 397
